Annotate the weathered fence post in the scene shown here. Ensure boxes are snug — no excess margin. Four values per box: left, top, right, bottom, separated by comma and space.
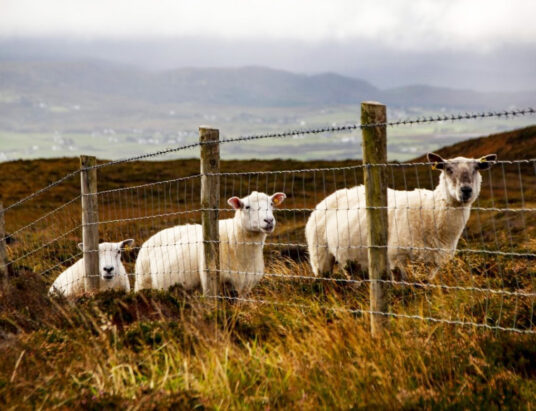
80, 155, 100, 293
200, 127, 220, 297
361, 101, 390, 336
0, 202, 8, 289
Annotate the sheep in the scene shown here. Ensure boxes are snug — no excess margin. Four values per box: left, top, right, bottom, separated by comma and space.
134, 191, 286, 294
49, 239, 134, 297
305, 153, 497, 278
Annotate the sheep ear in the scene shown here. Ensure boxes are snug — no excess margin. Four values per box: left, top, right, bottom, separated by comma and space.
477, 154, 497, 170
271, 192, 286, 207
77, 242, 84, 251
119, 239, 135, 250
427, 153, 445, 170
227, 196, 243, 210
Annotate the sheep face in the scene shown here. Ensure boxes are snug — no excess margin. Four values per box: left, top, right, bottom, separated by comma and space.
428, 153, 497, 204
77, 239, 134, 281
227, 191, 286, 234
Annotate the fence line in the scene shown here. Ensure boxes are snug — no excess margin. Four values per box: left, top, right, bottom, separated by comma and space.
3, 107, 534, 213
2, 103, 536, 336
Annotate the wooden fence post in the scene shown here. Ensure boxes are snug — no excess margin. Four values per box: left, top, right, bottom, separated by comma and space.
200, 127, 220, 297
0, 202, 8, 289
80, 155, 100, 293
361, 101, 390, 336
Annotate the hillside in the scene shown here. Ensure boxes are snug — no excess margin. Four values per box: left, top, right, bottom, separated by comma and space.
0, 61, 379, 106
411, 125, 536, 162
1, 60, 534, 109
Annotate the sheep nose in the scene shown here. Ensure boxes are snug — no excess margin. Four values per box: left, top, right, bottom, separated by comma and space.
461, 186, 473, 199
264, 218, 274, 225
103, 266, 114, 274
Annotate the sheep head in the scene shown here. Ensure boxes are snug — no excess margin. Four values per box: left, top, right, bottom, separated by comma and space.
227, 191, 286, 233
428, 153, 497, 204
77, 239, 134, 280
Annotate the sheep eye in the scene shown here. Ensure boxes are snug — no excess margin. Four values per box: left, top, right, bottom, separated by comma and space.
245, 205, 250, 210
446, 167, 453, 175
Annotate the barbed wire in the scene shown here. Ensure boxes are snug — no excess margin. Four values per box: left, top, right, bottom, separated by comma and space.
95, 174, 202, 195
90, 142, 202, 170
205, 159, 536, 177
87, 107, 535, 171
366, 107, 535, 128
217, 108, 536, 145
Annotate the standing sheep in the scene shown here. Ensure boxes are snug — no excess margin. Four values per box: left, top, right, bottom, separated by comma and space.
134, 191, 286, 294
49, 239, 134, 297
305, 153, 496, 278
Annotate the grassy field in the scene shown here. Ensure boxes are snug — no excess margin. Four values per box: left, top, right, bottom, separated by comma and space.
1, 127, 536, 408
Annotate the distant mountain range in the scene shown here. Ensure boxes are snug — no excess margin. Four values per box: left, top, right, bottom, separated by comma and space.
0, 60, 534, 109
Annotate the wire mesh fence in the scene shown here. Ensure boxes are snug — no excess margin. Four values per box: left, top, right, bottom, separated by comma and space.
1, 106, 535, 335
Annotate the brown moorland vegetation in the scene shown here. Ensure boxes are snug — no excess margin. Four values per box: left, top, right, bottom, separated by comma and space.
0, 125, 535, 408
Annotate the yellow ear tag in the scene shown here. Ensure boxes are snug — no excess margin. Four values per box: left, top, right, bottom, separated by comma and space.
273, 197, 280, 205
431, 163, 438, 170
479, 157, 486, 163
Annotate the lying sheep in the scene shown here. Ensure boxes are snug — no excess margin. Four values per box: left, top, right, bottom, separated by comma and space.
305, 153, 497, 278
49, 239, 134, 297
134, 191, 286, 294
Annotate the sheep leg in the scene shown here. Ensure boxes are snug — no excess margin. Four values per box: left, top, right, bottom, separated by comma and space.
134, 249, 153, 291
395, 266, 407, 281
343, 260, 364, 280
309, 247, 335, 277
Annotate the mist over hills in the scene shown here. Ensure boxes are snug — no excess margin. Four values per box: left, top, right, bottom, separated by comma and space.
1, 59, 534, 109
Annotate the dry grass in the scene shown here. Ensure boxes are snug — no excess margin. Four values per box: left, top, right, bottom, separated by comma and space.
1, 145, 536, 408
1, 263, 536, 409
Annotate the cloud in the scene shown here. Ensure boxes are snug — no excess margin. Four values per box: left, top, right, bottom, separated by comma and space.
1, 0, 535, 51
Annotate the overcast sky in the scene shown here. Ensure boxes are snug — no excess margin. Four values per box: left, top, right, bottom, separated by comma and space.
1, 0, 535, 91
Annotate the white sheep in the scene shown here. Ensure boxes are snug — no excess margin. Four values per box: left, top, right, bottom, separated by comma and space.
134, 191, 286, 294
305, 153, 497, 278
49, 239, 134, 297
